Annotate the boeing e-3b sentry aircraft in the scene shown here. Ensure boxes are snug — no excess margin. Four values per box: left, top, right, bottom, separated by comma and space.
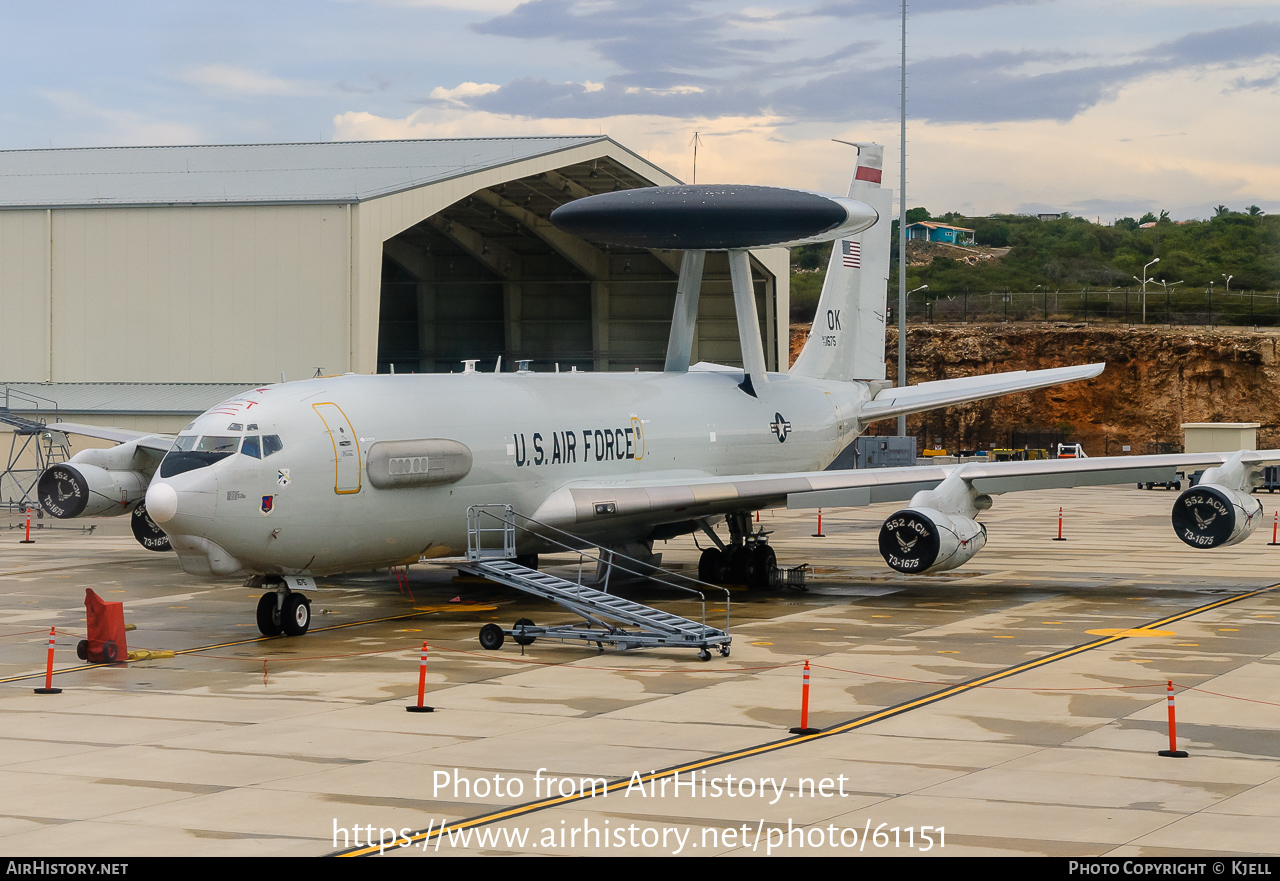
36, 143, 1278, 639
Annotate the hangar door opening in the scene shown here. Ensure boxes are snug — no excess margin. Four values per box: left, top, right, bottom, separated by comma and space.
375, 160, 778, 374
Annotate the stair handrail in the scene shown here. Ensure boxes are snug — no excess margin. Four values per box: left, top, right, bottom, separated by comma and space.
466, 505, 731, 637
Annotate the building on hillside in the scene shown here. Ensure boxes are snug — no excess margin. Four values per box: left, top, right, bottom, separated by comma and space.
905, 221, 975, 245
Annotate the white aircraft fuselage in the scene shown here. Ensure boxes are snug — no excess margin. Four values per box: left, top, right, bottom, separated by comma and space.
149, 368, 870, 578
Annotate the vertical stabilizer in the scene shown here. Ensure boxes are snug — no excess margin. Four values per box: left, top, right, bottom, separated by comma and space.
790, 143, 892, 382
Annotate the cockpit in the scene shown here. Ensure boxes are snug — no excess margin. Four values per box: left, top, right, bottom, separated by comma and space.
159, 422, 284, 477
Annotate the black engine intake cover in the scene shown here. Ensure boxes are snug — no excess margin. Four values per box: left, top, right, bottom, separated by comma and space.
130, 503, 171, 552
38, 465, 90, 518
1171, 484, 1239, 548
878, 510, 941, 573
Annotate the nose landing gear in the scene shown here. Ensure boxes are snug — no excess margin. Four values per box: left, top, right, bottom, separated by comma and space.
255, 583, 311, 636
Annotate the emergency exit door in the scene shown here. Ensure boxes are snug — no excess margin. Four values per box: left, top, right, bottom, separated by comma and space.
312, 403, 362, 494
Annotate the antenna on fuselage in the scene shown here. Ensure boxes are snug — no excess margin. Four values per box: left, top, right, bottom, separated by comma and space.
494, 356, 502, 373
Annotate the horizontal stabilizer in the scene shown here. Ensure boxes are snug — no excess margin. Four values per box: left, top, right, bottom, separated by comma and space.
858, 363, 1104, 426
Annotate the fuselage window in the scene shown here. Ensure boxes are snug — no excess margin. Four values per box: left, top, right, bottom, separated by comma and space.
263, 435, 284, 457
241, 436, 262, 459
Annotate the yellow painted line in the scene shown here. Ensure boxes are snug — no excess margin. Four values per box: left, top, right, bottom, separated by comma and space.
1086, 628, 1176, 638
336, 582, 1279, 858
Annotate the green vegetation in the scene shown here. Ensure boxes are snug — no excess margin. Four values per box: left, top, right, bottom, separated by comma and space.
789, 207, 1280, 322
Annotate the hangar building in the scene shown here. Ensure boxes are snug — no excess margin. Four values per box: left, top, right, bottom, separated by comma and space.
0, 136, 790, 441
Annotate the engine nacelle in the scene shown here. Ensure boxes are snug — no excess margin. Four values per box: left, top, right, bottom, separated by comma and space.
878, 507, 987, 574
1171, 483, 1262, 548
38, 463, 147, 519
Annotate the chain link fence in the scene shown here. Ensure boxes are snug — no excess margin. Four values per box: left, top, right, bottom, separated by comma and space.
901, 288, 1280, 326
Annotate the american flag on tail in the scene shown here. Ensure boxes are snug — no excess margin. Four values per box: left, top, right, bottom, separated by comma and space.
841, 239, 861, 269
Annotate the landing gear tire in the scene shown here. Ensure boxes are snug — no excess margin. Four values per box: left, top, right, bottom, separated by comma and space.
513, 618, 536, 646
256, 592, 283, 636
698, 648, 711, 662
479, 623, 505, 650
727, 546, 752, 586
281, 593, 311, 636
698, 547, 723, 583
749, 544, 776, 590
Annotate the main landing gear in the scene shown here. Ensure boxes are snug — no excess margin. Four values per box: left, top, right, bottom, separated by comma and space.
256, 583, 311, 636
697, 512, 780, 590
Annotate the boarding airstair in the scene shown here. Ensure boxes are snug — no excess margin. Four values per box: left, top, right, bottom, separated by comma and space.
457, 505, 732, 660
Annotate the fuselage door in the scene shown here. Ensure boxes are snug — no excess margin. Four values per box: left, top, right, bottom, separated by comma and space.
312, 403, 362, 494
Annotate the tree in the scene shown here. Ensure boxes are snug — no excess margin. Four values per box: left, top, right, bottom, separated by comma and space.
1214, 205, 1229, 217
1248, 205, 1266, 217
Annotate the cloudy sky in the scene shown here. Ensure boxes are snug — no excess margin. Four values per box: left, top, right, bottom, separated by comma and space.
5, 1, 1279, 219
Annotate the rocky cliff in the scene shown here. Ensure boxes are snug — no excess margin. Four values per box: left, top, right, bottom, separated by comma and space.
789, 323, 1280, 454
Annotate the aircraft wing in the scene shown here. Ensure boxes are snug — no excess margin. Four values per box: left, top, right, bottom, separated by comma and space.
48, 422, 174, 455
533, 449, 1280, 529
858, 363, 1105, 426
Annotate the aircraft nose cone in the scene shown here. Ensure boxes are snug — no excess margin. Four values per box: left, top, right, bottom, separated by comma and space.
146, 482, 178, 523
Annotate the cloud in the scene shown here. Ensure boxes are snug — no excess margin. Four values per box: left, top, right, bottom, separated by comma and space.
473, 0, 794, 72
180, 65, 325, 97
334, 56, 1280, 221
1146, 19, 1280, 66
41, 91, 203, 146
807, 0, 1048, 19
442, 14, 1280, 127
428, 81, 503, 105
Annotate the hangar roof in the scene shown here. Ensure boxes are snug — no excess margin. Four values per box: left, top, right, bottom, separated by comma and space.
0, 136, 627, 209
2, 383, 260, 416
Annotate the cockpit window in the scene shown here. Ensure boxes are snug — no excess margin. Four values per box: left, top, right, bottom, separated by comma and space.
160, 434, 239, 478
263, 435, 284, 457
196, 436, 239, 454
241, 436, 261, 459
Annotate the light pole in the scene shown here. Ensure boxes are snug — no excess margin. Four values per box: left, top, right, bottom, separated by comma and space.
1150, 279, 1183, 325
1222, 273, 1233, 292
1134, 257, 1159, 323
897, 0, 908, 438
